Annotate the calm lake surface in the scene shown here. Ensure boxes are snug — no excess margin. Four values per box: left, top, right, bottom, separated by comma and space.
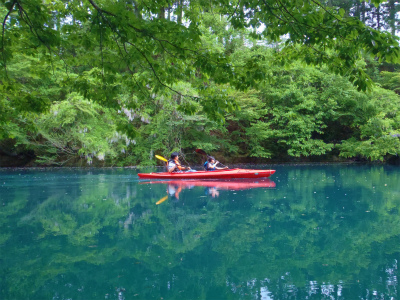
1, 164, 399, 300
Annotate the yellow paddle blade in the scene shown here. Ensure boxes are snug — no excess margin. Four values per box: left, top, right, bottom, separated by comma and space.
156, 195, 169, 205
155, 155, 168, 162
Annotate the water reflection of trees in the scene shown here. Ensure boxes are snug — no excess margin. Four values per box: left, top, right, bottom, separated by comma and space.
223, 258, 398, 299
0, 166, 400, 300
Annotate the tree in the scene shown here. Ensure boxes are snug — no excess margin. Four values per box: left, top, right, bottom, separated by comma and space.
1, 1, 400, 165
1, 0, 399, 126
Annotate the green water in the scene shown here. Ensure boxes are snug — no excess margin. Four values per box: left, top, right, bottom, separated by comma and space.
0, 164, 399, 300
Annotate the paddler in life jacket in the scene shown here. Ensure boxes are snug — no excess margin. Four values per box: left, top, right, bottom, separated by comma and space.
167, 152, 196, 173
204, 156, 229, 171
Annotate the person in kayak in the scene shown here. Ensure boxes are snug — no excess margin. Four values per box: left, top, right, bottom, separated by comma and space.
168, 152, 195, 173
204, 156, 229, 171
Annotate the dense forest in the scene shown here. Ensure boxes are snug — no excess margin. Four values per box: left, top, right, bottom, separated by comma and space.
1, 0, 400, 167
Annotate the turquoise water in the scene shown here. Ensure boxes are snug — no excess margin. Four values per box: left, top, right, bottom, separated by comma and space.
0, 164, 399, 300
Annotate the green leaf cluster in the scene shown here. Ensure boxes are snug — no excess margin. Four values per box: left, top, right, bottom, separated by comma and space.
1, 2, 400, 165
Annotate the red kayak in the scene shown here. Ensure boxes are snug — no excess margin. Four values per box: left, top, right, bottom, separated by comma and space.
138, 168, 275, 179
144, 178, 276, 190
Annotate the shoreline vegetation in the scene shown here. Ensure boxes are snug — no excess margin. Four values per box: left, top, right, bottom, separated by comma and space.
1, 1, 400, 168
1, 153, 398, 169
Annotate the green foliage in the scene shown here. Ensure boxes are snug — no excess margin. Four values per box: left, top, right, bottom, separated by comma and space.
1, 2, 400, 165
1, 0, 399, 120
222, 56, 400, 161
378, 71, 400, 94
32, 93, 129, 165
337, 88, 400, 161
122, 81, 231, 166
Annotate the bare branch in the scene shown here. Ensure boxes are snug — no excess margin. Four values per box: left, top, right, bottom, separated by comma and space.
2, 0, 17, 76
87, 0, 200, 101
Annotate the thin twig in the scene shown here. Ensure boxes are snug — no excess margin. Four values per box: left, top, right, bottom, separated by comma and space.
87, 0, 244, 68
126, 39, 199, 100
2, 0, 16, 77
88, 0, 201, 101
99, 14, 104, 78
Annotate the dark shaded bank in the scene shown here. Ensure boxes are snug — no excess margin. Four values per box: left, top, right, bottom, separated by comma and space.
1, 151, 399, 168
0, 151, 36, 168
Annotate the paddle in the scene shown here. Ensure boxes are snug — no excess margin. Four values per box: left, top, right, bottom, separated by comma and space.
155, 155, 168, 162
195, 149, 208, 156
156, 195, 168, 205
195, 149, 228, 169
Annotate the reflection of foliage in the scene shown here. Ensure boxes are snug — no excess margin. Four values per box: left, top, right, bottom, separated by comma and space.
0, 188, 28, 246
1, 167, 400, 299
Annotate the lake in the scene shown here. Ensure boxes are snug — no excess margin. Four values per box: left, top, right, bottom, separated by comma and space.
0, 164, 399, 300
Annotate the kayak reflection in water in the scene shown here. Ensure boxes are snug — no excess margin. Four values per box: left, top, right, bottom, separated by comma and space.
167, 152, 197, 173
154, 179, 276, 204
168, 183, 183, 200
157, 184, 219, 205
205, 186, 220, 198
167, 183, 219, 200
167, 182, 196, 200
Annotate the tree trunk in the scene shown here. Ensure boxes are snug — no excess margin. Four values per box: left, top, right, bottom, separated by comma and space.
177, 0, 183, 24
388, 0, 396, 36
376, 5, 381, 30
159, 7, 165, 19
132, 0, 142, 19
354, 1, 360, 20
361, 1, 366, 23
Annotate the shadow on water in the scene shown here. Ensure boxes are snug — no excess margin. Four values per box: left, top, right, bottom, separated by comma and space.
0, 164, 400, 300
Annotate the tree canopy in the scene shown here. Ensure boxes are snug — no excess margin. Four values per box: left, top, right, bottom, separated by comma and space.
1, 0, 400, 165
1, 0, 399, 112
